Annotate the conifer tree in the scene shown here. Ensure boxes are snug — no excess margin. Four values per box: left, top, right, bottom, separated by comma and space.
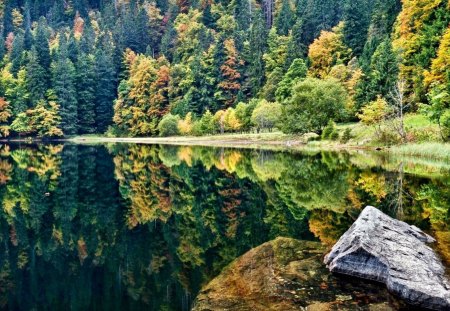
275, 0, 294, 36
246, 9, 267, 96
34, 17, 51, 71
25, 47, 47, 103
76, 53, 96, 134
51, 37, 78, 135
95, 47, 116, 133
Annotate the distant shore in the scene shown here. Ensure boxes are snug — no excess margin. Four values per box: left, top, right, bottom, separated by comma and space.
67, 132, 371, 152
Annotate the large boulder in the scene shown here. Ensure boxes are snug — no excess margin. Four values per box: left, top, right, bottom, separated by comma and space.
324, 206, 450, 310
193, 237, 404, 311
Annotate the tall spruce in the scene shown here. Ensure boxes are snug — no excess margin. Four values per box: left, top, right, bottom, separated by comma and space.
76, 53, 97, 134
94, 45, 116, 133
51, 35, 78, 135
25, 47, 47, 104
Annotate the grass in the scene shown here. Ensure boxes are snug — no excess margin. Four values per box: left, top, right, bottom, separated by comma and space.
390, 143, 450, 161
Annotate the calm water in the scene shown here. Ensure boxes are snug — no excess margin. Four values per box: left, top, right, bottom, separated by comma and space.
0, 143, 448, 310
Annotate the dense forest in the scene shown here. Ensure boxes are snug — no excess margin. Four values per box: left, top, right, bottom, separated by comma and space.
0, 0, 448, 139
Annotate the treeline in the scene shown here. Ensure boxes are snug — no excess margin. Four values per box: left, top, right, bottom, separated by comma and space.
0, 0, 448, 140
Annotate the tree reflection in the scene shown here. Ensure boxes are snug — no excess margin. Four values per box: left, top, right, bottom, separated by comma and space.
0, 143, 447, 310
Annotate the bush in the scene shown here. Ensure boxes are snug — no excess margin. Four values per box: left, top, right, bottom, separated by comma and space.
178, 112, 194, 135
281, 78, 347, 134
322, 120, 339, 140
251, 100, 282, 132
341, 128, 352, 143
157, 114, 180, 137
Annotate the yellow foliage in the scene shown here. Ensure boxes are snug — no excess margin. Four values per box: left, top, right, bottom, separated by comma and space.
177, 146, 193, 166
178, 112, 194, 135
357, 96, 391, 126
355, 172, 387, 202
308, 22, 352, 79
11, 8, 23, 29
424, 26, 450, 89
224, 108, 241, 132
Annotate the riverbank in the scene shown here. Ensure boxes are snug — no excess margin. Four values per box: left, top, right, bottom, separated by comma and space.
67, 132, 450, 162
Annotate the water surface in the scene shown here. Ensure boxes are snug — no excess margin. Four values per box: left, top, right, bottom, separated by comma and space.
0, 143, 448, 310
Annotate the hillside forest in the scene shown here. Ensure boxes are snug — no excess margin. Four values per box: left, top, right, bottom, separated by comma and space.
0, 0, 448, 141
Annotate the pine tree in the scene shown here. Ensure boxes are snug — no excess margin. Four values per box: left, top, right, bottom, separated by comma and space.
246, 9, 267, 96
10, 32, 25, 76
95, 49, 116, 133
235, 0, 251, 31
76, 53, 97, 134
51, 37, 78, 135
25, 47, 47, 103
342, 0, 373, 56
356, 38, 398, 108
34, 17, 51, 71
275, 0, 294, 36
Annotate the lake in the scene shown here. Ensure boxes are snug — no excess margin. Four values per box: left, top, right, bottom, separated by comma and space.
0, 143, 448, 310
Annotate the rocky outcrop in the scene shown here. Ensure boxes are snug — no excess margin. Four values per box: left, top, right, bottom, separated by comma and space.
193, 237, 403, 311
325, 206, 450, 311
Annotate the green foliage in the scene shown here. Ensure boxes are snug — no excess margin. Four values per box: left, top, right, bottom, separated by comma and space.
275, 58, 308, 103
28, 99, 63, 138
341, 128, 352, 143
423, 86, 450, 141
157, 113, 180, 137
281, 78, 348, 134
356, 38, 398, 108
322, 120, 339, 140
11, 112, 31, 135
251, 100, 281, 131
0, 0, 445, 141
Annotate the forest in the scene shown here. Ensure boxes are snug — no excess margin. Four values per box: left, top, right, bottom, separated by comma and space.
0, 0, 448, 142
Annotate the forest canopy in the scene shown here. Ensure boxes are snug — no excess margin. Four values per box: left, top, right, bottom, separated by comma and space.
0, 0, 447, 140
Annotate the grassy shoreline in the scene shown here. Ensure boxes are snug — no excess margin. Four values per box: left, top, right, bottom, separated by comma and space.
66, 132, 450, 161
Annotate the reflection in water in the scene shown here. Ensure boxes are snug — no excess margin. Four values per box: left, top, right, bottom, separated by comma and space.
0, 143, 448, 310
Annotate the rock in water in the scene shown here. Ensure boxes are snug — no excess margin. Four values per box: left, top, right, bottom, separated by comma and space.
324, 206, 450, 310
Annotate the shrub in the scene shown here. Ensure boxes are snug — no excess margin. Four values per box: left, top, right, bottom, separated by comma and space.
158, 114, 180, 137
357, 96, 391, 139
281, 78, 347, 134
251, 100, 282, 132
341, 128, 352, 143
178, 112, 194, 135
322, 120, 339, 140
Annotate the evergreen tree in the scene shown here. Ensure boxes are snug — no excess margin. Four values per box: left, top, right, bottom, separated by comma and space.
235, 0, 251, 31
51, 37, 78, 135
275, 0, 294, 36
10, 32, 25, 76
76, 53, 96, 134
34, 17, 51, 71
25, 47, 47, 103
342, 0, 373, 56
95, 49, 116, 133
246, 9, 267, 96
356, 38, 398, 107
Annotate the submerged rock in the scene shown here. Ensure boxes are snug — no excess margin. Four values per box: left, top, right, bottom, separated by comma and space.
324, 206, 450, 311
193, 237, 404, 311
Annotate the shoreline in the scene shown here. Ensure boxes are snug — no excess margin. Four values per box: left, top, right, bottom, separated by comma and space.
66, 134, 375, 152
1, 134, 449, 162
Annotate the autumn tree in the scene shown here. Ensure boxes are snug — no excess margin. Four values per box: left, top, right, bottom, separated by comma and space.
114, 51, 170, 136
28, 99, 63, 138
216, 38, 242, 109
308, 22, 352, 79
0, 97, 11, 137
